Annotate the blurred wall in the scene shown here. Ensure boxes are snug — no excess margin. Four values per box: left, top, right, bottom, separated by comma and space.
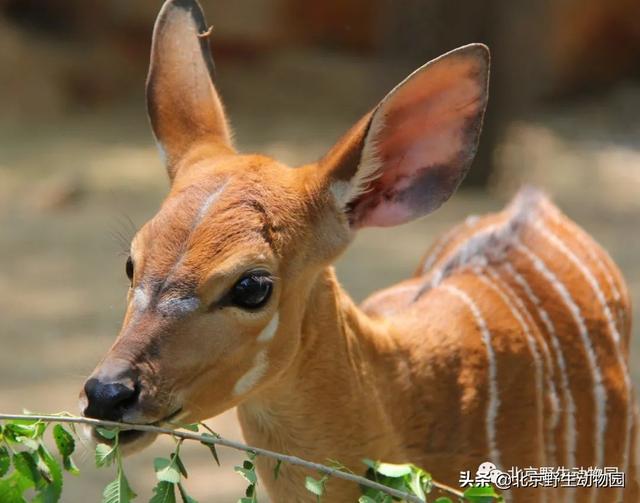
1, 0, 640, 182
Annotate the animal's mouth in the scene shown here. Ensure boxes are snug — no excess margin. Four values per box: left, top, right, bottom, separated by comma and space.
90, 407, 184, 448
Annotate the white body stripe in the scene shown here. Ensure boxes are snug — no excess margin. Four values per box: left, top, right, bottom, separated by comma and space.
429, 223, 502, 287
478, 269, 549, 469
544, 201, 622, 306
501, 262, 576, 473
421, 219, 473, 273
442, 284, 502, 468
515, 240, 606, 476
534, 222, 621, 345
534, 221, 631, 497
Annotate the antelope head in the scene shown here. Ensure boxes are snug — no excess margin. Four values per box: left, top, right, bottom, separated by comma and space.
79, 0, 489, 451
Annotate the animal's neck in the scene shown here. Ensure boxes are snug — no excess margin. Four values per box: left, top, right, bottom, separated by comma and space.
237, 267, 407, 468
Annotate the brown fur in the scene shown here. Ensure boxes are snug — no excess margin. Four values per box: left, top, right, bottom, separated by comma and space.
81, 2, 636, 502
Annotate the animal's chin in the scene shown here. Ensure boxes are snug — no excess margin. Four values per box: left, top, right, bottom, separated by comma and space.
84, 425, 159, 456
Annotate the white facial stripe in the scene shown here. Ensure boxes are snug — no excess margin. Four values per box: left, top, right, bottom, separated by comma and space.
194, 183, 227, 228
442, 284, 502, 469
257, 312, 279, 342
157, 296, 200, 317
134, 287, 150, 311
234, 349, 269, 396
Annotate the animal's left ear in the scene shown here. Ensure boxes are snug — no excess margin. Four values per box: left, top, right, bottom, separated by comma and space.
146, 0, 232, 180
319, 44, 490, 229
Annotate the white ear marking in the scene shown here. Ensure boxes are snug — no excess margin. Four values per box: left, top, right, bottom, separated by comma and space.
233, 349, 269, 396
257, 312, 279, 343
330, 116, 385, 211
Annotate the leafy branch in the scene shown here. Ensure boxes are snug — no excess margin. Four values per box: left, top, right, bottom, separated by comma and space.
0, 413, 502, 503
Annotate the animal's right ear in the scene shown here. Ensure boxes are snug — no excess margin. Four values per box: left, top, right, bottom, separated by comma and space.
146, 0, 233, 180
318, 44, 489, 229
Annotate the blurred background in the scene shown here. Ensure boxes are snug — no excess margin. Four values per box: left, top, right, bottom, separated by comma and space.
1, 0, 639, 500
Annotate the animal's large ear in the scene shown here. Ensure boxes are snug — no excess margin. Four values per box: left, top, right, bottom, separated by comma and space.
146, 0, 233, 179
320, 44, 490, 228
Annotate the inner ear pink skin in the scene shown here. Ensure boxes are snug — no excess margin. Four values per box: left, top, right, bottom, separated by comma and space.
344, 46, 489, 229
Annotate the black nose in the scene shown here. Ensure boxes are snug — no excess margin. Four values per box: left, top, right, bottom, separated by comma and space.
83, 377, 139, 421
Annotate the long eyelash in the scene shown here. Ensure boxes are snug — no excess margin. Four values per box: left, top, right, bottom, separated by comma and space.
109, 213, 138, 257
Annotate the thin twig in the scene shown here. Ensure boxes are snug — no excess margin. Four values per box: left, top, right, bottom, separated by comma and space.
0, 413, 464, 502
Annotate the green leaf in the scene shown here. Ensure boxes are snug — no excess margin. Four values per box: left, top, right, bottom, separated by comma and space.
273, 459, 282, 480
171, 453, 188, 479
33, 444, 63, 503
0, 446, 10, 477
52, 425, 75, 457
180, 424, 199, 432
234, 465, 257, 486
407, 468, 430, 499
63, 455, 80, 476
13, 452, 40, 486
96, 428, 118, 441
434, 498, 453, 503
374, 462, 413, 478
0, 469, 33, 503
200, 434, 220, 466
362, 459, 377, 470
15, 436, 39, 451
95, 443, 117, 468
4, 422, 41, 442
102, 469, 136, 503
177, 482, 198, 503
304, 476, 325, 497
358, 497, 377, 503
34, 450, 53, 484
149, 481, 176, 503
154, 458, 181, 484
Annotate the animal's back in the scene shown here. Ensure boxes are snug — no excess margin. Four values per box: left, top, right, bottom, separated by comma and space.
362, 188, 637, 502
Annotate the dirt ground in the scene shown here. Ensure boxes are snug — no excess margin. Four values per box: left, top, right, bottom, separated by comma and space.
1, 54, 639, 501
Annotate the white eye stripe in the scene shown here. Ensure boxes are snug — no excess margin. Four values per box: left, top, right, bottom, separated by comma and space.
134, 287, 150, 311
257, 312, 279, 342
157, 296, 200, 316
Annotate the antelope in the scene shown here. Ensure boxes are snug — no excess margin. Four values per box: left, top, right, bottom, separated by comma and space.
80, 1, 637, 501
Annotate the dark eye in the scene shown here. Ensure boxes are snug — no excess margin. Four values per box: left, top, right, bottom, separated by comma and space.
125, 256, 134, 282
229, 272, 273, 309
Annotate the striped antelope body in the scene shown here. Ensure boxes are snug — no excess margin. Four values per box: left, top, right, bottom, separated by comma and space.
79, 1, 636, 502
362, 188, 637, 502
